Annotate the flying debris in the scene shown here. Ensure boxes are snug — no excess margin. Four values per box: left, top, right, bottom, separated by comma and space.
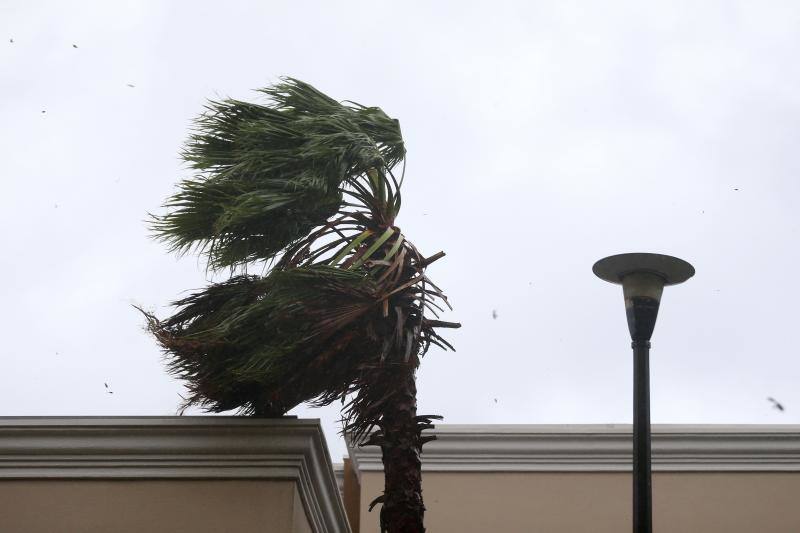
126, 83, 135, 88
72, 44, 77, 48
768, 397, 785, 412
41, 110, 46, 114
492, 309, 498, 320
733, 188, 739, 191
104, 382, 113, 394
9, 38, 13, 43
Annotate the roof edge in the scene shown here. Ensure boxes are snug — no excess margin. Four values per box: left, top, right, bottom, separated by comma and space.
347, 424, 800, 478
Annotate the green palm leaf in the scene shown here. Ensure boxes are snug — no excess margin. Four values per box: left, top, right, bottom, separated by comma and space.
151, 78, 405, 270
142, 265, 381, 415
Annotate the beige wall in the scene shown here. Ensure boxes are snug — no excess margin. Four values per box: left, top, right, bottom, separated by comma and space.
0, 480, 312, 533
342, 459, 361, 532
357, 471, 800, 533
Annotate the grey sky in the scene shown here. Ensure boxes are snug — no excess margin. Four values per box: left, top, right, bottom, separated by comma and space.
2, 1, 799, 460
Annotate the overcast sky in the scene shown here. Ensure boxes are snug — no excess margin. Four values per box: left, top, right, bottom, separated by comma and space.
2, 1, 799, 460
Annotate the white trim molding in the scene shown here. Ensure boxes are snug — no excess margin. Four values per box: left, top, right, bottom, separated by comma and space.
348, 424, 800, 479
333, 462, 345, 495
0, 416, 350, 533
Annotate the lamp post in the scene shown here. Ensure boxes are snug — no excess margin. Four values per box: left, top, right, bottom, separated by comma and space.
593, 253, 694, 533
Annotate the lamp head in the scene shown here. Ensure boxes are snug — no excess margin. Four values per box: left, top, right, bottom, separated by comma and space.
593, 253, 695, 342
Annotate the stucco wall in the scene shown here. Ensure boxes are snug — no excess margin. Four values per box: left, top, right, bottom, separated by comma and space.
342, 459, 361, 532
357, 471, 800, 533
0, 479, 312, 533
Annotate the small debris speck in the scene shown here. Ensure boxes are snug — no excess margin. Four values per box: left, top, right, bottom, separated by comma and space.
126, 83, 135, 88
492, 309, 498, 320
768, 397, 785, 412
72, 44, 77, 48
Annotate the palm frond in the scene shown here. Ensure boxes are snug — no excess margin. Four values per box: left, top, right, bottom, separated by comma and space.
151, 78, 405, 270
141, 265, 385, 415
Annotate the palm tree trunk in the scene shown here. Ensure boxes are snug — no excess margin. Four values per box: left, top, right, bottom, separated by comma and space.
379, 360, 425, 533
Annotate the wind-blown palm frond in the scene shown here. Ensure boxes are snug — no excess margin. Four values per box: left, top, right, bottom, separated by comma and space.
141, 265, 382, 415
151, 78, 405, 270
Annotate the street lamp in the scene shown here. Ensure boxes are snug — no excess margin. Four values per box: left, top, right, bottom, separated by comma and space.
593, 253, 694, 533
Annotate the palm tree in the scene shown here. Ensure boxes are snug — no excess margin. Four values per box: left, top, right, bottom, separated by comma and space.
140, 78, 459, 533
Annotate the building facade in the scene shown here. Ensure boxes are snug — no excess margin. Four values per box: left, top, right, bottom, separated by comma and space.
4, 419, 799, 532
0, 417, 350, 533
345, 425, 800, 533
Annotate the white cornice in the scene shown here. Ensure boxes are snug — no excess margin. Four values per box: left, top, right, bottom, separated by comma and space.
0, 417, 350, 533
347, 424, 800, 479
333, 462, 345, 494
